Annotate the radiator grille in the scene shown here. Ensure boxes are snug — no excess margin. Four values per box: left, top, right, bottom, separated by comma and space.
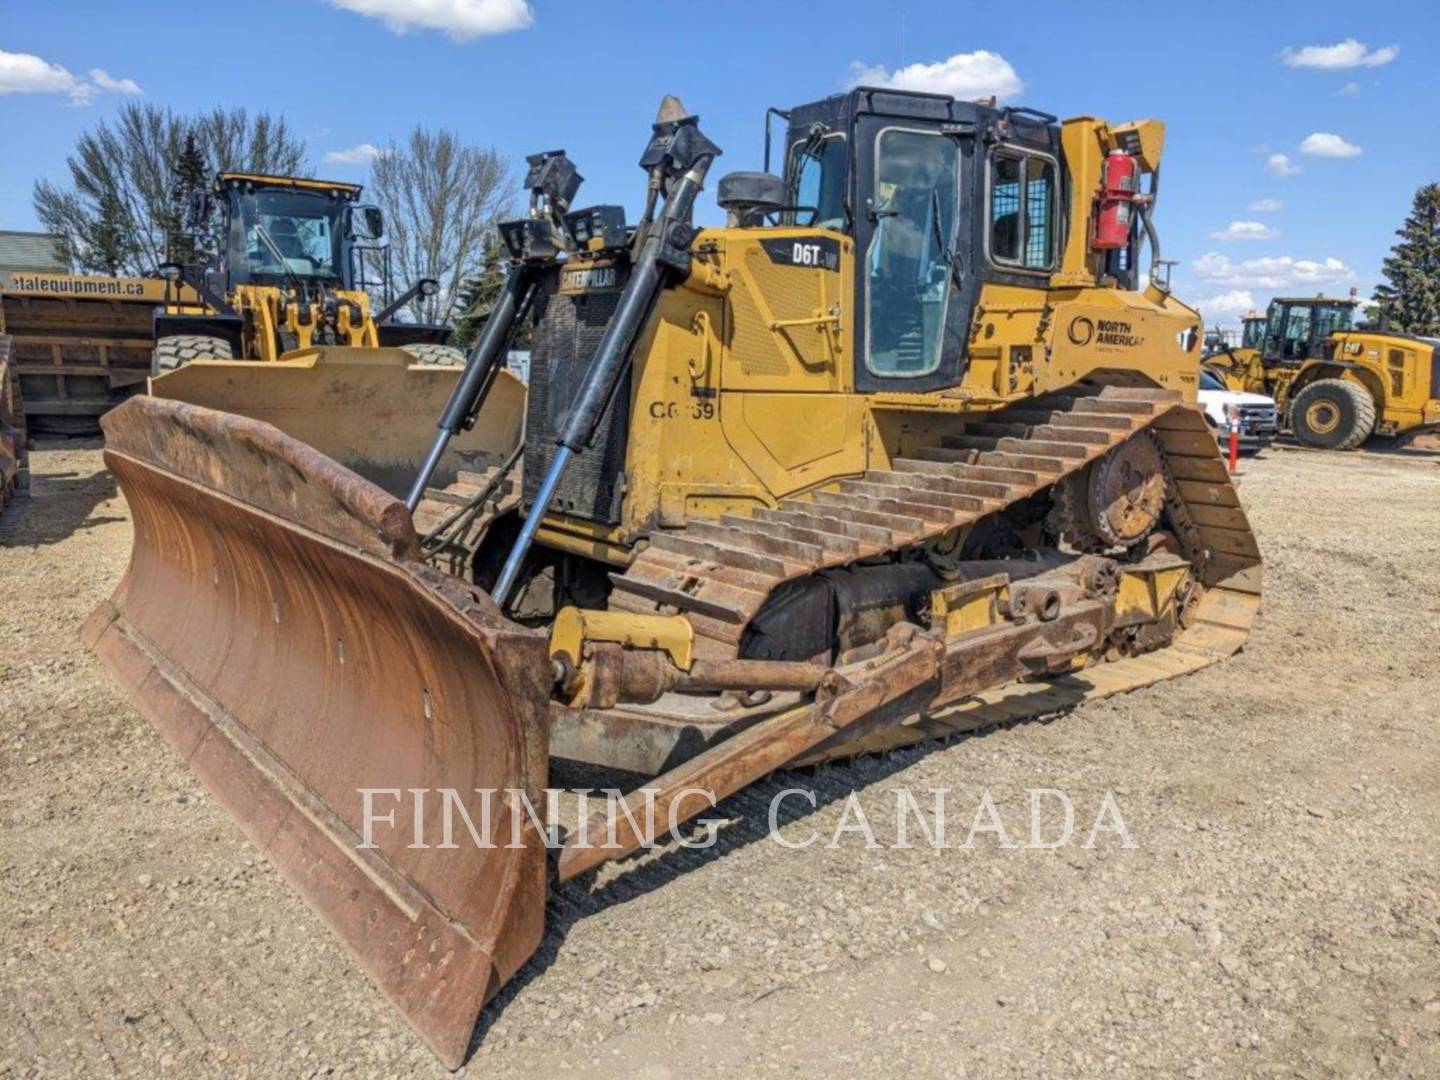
521, 264, 631, 526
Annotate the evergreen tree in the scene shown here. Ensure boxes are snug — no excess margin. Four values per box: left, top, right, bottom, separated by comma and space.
34, 104, 307, 277
168, 133, 214, 267
1373, 183, 1440, 335
83, 191, 137, 275
451, 233, 510, 347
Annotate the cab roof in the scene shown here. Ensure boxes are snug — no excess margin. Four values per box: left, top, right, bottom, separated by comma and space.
215, 172, 363, 198
1268, 296, 1358, 306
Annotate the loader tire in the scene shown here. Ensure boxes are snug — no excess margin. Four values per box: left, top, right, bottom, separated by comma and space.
401, 343, 466, 367
1290, 378, 1376, 451
153, 334, 234, 375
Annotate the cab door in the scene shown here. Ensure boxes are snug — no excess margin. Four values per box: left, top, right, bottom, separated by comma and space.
852, 119, 971, 394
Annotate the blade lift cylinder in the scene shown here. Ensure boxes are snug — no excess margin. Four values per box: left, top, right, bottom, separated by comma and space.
404, 150, 584, 511
491, 105, 721, 607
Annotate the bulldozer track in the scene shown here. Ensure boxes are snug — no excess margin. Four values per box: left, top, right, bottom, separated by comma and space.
608, 385, 1262, 680
412, 460, 521, 577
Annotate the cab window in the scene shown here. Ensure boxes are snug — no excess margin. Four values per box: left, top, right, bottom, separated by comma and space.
1266, 304, 1312, 361
1313, 303, 1355, 340
789, 136, 848, 231
1241, 318, 1265, 350
865, 128, 960, 378
989, 150, 1056, 271
235, 190, 342, 279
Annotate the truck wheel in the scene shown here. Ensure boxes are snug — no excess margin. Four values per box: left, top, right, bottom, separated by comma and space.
401, 343, 466, 367
1290, 379, 1376, 451
153, 334, 234, 375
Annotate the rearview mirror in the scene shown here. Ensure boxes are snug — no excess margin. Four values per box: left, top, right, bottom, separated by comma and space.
186, 190, 211, 225
363, 207, 385, 240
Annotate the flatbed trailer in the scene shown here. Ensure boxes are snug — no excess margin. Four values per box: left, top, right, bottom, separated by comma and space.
0, 271, 195, 436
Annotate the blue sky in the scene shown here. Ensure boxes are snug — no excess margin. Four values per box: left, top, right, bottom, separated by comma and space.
3, 0, 1437, 325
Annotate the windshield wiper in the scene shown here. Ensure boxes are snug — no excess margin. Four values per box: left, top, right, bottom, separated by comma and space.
930, 188, 961, 287
253, 222, 308, 295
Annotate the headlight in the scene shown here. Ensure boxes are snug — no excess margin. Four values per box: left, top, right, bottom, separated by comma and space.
1224, 403, 1241, 421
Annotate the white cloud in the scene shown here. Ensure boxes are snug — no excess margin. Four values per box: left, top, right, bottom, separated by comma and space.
88, 69, 142, 95
0, 49, 77, 95
0, 49, 142, 105
327, 0, 533, 41
1299, 131, 1362, 158
1211, 220, 1278, 241
1193, 252, 1357, 291
1196, 289, 1258, 320
1248, 198, 1283, 212
324, 142, 386, 164
1265, 153, 1302, 176
1338, 81, 1360, 96
1282, 39, 1398, 69
848, 50, 1024, 102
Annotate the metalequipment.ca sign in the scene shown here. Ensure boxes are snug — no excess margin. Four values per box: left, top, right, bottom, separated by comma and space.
0, 271, 154, 297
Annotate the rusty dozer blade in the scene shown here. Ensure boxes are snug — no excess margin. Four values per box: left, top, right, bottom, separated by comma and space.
147, 345, 526, 497
83, 395, 551, 1068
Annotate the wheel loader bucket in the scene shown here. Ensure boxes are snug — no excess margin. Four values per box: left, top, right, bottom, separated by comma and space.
83, 395, 552, 1068
147, 346, 526, 496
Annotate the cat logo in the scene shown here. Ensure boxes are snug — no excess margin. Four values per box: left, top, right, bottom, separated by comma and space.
561, 265, 618, 292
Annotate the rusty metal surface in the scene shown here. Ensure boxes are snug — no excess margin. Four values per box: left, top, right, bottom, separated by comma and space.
1085, 429, 1167, 546
555, 629, 942, 883
412, 456, 523, 580
87, 395, 552, 1069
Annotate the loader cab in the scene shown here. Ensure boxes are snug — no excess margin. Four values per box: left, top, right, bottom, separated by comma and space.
1258, 297, 1357, 365
214, 173, 376, 293
1240, 313, 1266, 351
778, 88, 1062, 393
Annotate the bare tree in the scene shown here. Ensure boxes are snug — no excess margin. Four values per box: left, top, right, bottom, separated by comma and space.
199, 107, 307, 176
34, 104, 307, 276
367, 126, 513, 325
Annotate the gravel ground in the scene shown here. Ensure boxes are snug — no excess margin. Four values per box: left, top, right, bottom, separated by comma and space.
2, 439, 1438, 1078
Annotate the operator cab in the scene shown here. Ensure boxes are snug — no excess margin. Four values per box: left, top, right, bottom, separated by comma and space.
215, 173, 379, 292
1240, 312, 1266, 351
1258, 297, 1357, 365
766, 88, 1067, 393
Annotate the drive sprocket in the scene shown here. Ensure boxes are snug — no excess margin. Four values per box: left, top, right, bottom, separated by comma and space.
1050, 432, 1168, 551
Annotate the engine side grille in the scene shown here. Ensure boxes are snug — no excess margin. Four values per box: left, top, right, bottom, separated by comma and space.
521, 263, 630, 526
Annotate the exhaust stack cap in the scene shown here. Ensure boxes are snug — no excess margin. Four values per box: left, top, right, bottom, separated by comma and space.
655, 95, 691, 125
717, 171, 786, 227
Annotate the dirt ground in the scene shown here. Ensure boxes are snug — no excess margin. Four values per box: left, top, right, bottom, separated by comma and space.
2, 439, 1438, 1078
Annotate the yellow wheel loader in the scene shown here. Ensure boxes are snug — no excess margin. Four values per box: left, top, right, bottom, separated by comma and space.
1204, 295, 1440, 450
87, 92, 1261, 1067
149, 171, 524, 492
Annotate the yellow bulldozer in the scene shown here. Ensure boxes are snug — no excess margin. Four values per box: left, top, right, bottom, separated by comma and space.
1205, 295, 1440, 450
148, 170, 524, 491
86, 91, 1261, 1066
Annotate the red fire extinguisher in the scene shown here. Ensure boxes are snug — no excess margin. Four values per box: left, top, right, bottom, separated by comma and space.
1092, 151, 1139, 251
